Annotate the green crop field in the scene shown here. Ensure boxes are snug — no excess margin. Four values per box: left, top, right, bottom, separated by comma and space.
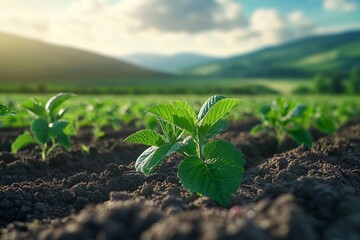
1, 93, 360, 239
1, 93, 359, 128
0, 76, 312, 95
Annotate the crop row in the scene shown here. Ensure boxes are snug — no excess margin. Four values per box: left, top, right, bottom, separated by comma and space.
2, 94, 359, 126
1, 92, 359, 159
1, 93, 360, 205
0, 94, 358, 146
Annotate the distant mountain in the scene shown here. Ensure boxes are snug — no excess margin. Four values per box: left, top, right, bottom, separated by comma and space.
0, 33, 166, 85
120, 53, 219, 73
183, 30, 360, 78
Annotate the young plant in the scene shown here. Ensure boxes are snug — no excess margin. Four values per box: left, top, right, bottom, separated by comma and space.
251, 97, 313, 148
0, 104, 16, 117
313, 105, 338, 134
0, 104, 16, 130
82, 99, 121, 139
0, 102, 32, 128
120, 102, 157, 129
334, 101, 359, 125
11, 93, 75, 160
124, 95, 245, 206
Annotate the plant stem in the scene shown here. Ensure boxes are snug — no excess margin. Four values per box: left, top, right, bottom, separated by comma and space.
195, 138, 203, 159
41, 145, 47, 160
46, 138, 58, 157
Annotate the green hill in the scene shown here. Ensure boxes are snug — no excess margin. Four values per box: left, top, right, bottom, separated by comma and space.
183, 30, 360, 78
0, 33, 166, 85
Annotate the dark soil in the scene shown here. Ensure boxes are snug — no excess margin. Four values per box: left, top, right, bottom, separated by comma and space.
0, 119, 359, 240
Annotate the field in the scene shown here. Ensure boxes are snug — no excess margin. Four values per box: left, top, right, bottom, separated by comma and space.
0, 93, 359, 239
0, 76, 311, 95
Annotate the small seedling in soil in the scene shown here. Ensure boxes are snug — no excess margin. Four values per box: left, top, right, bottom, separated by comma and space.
0, 104, 16, 132
11, 93, 76, 160
251, 97, 313, 148
311, 101, 360, 134
125, 95, 245, 206
120, 102, 157, 130
83, 99, 121, 139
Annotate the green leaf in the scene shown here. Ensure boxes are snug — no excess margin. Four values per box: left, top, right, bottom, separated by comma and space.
284, 105, 307, 120
11, 131, 36, 153
57, 108, 69, 119
274, 97, 288, 117
287, 127, 313, 148
168, 142, 183, 155
22, 100, 47, 119
159, 120, 173, 138
135, 144, 176, 176
205, 119, 228, 139
265, 108, 278, 126
159, 120, 182, 143
199, 98, 239, 135
198, 95, 227, 122
45, 93, 75, 116
147, 100, 196, 134
57, 133, 72, 150
315, 115, 337, 133
259, 104, 271, 116
30, 118, 50, 144
172, 100, 197, 123
0, 104, 16, 117
204, 140, 245, 168
135, 146, 157, 172
178, 148, 244, 206
178, 140, 244, 206
177, 137, 198, 156
49, 120, 69, 136
124, 129, 165, 147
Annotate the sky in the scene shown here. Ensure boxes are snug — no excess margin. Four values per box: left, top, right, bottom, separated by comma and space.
0, 0, 359, 57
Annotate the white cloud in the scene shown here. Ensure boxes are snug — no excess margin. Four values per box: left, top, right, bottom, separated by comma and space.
121, 0, 247, 33
251, 9, 285, 32
0, 0, 319, 57
323, 0, 357, 12
288, 11, 314, 36
250, 9, 287, 44
243, 9, 315, 47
